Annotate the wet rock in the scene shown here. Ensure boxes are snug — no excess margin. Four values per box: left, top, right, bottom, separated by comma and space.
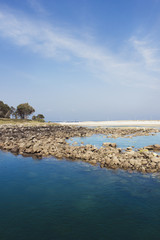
11, 146, 19, 154
89, 160, 97, 164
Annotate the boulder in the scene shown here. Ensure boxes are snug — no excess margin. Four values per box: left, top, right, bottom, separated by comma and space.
127, 147, 132, 151
154, 144, 160, 150
144, 144, 160, 151
89, 160, 97, 164
103, 142, 117, 148
151, 157, 160, 163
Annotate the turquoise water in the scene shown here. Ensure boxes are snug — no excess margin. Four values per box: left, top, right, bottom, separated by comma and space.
1, 150, 160, 239
68, 133, 160, 150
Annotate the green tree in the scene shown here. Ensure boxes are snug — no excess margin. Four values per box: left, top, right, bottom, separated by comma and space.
37, 114, 45, 120
16, 103, 35, 119
0, 101, 11, 118
32, 114, 45, 122
32, 115, 36, 120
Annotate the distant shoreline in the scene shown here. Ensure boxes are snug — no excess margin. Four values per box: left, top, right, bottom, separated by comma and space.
59, 120, 160, 127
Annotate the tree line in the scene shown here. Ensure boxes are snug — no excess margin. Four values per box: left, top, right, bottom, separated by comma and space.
0, 101, 45, 121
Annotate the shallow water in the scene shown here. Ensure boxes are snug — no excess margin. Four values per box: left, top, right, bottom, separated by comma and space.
68, 132, 160, 150
1, 151, 160, 239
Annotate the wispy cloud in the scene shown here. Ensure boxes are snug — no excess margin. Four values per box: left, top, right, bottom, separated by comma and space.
0, 8, 160, 88
27, 0, 47, 14
130, 37, 160, 70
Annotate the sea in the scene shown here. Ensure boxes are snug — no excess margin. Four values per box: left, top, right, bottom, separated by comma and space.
1, 131, 160, 239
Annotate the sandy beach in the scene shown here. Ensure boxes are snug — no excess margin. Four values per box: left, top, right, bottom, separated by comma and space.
59, 120, 160, 127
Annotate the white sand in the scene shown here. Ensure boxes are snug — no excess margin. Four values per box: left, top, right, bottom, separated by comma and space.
59, 120, 160, 127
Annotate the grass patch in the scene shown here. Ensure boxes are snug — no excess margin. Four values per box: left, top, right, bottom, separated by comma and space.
0, 118, 58, 126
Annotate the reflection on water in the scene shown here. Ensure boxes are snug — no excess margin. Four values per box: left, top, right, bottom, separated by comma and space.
1, 151, 160, 239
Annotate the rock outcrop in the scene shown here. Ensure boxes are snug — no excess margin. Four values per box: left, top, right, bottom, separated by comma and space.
0, 124, 160, 173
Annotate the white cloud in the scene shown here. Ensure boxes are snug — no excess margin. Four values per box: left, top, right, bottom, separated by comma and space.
0, 8, 160, 88
130, 37, 160, 70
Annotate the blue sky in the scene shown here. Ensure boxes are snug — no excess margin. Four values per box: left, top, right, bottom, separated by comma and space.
0, 0, 160, 121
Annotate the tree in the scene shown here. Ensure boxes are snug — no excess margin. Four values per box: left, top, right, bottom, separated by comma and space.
32, 115, 36, 120
16, 103, 35, 119
37, 114, 45, 120
32, 114, 45, 122
0, 101, 11, 118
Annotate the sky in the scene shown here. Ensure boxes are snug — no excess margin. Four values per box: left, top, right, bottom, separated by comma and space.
0, 0, 160, 121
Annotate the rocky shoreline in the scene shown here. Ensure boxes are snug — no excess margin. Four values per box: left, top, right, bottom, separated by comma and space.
0, 124, 160, 173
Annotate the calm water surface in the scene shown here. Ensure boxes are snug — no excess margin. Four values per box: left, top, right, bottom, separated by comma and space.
1, 133, 160, 239
68, 132, 160, 150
